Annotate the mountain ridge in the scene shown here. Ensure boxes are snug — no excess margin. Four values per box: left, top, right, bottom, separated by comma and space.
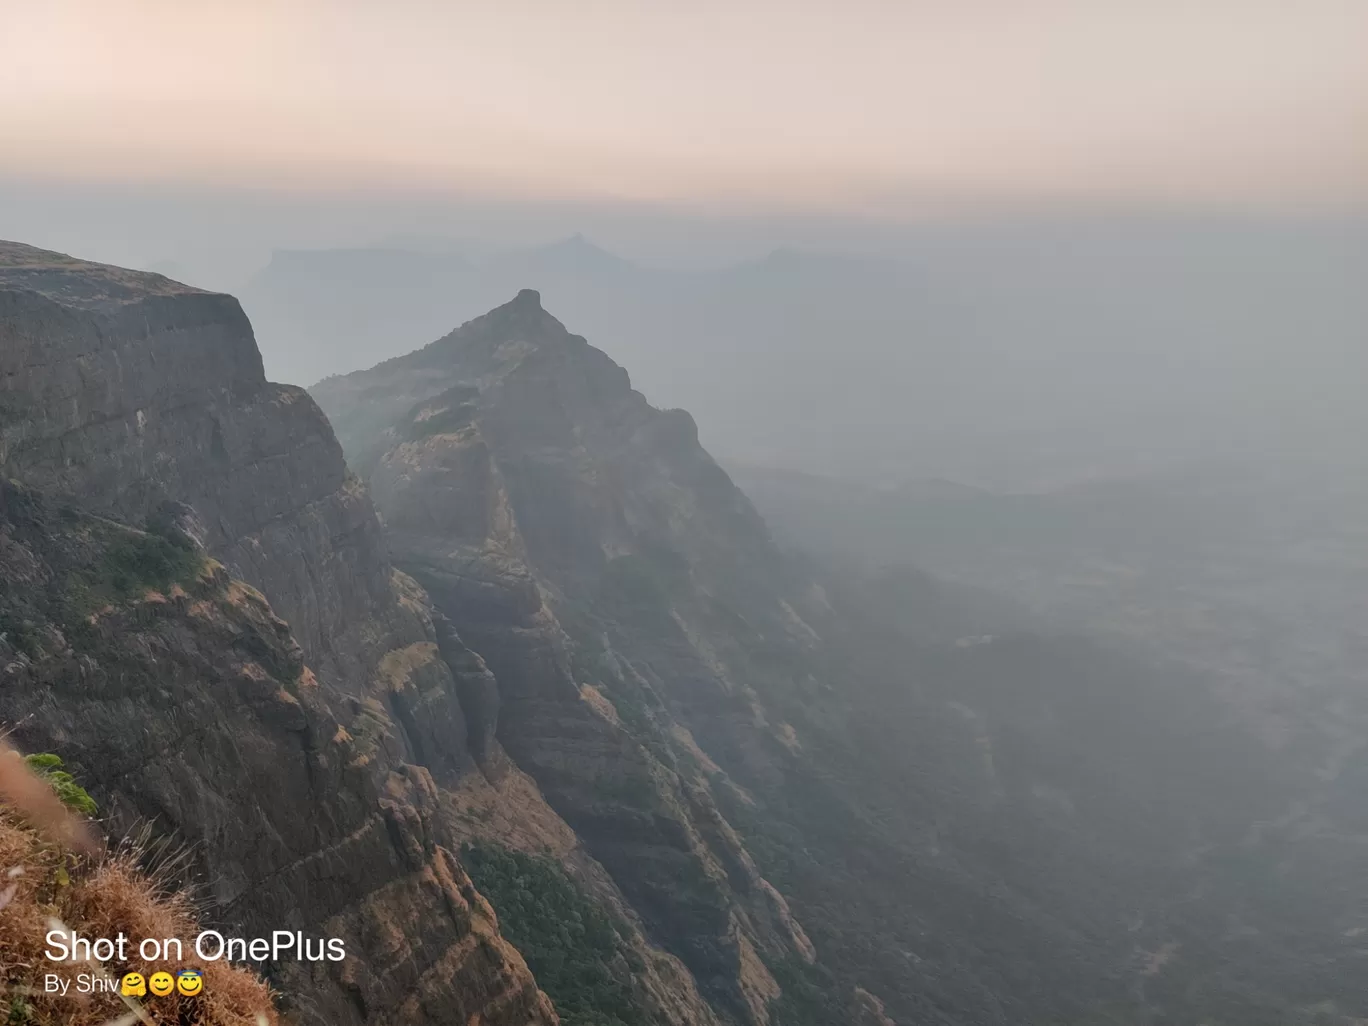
318, 288, 813, 1024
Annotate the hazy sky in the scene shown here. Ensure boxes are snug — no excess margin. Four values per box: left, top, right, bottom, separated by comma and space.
3, 0, 1366, 215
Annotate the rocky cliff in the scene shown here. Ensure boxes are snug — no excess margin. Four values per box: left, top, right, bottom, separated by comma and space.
316, 291, 823, 1025
1, 241, 406, 696
0, 243, 565, 1025
0, 480, 556, 1025
314, 290, 1367, 1026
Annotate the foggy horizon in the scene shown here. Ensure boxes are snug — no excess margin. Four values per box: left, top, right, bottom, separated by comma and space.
4, 1, 1366, 214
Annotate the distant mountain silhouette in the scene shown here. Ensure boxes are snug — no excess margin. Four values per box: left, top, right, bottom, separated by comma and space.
242, 220, 1367, 490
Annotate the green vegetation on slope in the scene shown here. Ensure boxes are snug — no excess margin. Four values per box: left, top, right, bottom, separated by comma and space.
61, 527, 204, 622
461, 844, 648, 1026
767, 958, 847, 1026
596, 548, 690, 631
21, 753, 97, 816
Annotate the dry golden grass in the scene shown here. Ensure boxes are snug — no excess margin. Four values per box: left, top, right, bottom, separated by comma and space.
0, 748, 278, 1026
0, 745, 97, 857
374, 642, 439, 693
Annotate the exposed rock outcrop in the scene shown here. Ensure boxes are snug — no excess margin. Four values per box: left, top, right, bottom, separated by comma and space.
0, 244, 559, 1025
1, 242, 415, 698
313, 291, 832, 1024
0, 479, 556, 1024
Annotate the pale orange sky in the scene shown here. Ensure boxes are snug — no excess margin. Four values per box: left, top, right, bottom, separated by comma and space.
2, 0, 1366, 214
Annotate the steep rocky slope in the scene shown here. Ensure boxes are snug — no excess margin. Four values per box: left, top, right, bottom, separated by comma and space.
314, 290, 1367, 1026
317, 291, 820, 1025
0, 479, 555, 1025
0, 240, 410, 697
1, 242, 733, 1026
0, 244, 571, 1025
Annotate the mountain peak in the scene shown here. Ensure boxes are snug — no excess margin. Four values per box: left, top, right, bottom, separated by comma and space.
511, 233, 629, 273
472, 287, 558, 344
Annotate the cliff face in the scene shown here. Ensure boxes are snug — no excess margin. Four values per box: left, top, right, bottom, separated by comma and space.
0, 243, 559, 1026
316, 291, 817, 1025
314, 290, 1364, 1026
0, 480, 555, 1025
0, 241, 405, 695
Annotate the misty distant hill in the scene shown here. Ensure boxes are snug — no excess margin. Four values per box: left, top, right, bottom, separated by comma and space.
244, 219, 1367, 489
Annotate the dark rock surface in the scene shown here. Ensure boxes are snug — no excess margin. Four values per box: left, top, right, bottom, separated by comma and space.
317, 291, 814, 1025
2, 243, 400, 696
0, 481, 554, 1025
0, 243, 559, 1026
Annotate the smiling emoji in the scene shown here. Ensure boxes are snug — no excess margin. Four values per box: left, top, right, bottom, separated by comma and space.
120, 972, 146, 997
175, 969, 203, 997
148, 971, 175, 997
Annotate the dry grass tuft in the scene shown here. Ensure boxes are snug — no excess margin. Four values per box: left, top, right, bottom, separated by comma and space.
0, 743, 98, 857
0, 753, 278, 1025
